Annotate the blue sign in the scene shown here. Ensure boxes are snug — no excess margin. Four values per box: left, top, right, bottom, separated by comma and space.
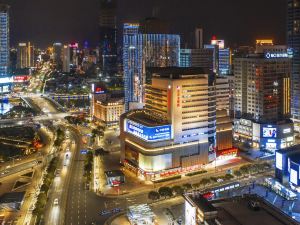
80, 150, 88, 155
125, 119, 171, 142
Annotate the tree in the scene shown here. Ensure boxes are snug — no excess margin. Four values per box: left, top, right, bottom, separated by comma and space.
224, 174, 234, 180
199, 178, 211, 187
234, 170, 242, 178
158, 187, 173, 198
210, 177, 218, 183
148, 191, 160, 201
240, 165, 250, 175
172, 186, 184, 196
182, 183, 192, 191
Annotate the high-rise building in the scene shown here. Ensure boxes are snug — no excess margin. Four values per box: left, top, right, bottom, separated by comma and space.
120, 67, 216, 181
69, 42, 79, 68
62, 45, 70, 73
53, 43, 62, 70
287, 0, 300, 128
207, 38, 231, 75
0, 4, 9, 76
17, 42, 34, 69
234, 44, 294, 151
195, 28, 203, 49
99, 0, 117, 77
123, 22, 180, 111
180, 48, 214, 71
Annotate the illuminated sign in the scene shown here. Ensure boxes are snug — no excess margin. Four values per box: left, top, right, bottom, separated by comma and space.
0, 77, 13, 84
91, 84, 105, 94
265, 52, 289, 59
125, 119, 171, 142
283, 128, 291, 134
13, 75, 30, 83
290, 169, 298, 185
263, 127, 277, 138
69, 43, 78, 48
185, 200, 196, 225
211, 39, 225, 49
276, 152, 283, 170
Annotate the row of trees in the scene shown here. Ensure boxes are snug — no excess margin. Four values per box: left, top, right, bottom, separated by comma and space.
54, 128, 65, 147
148, 162, 272, 201
33, 157, 59, 220
84, 151, 94, 183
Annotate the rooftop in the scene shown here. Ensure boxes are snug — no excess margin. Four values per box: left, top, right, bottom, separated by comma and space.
0, 192, 25, 204
124, 109, 169, 127
148, 67, 211, 79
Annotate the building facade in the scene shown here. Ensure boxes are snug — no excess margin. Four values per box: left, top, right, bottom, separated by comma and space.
120, 67, 216, 181
94, 98, 124, 126
17, 42, 34, 69
234, 44, 293, 151
99, 0, 117, 77
0, 4, 9, 76
123, 22, 180, 111
287, 0, 300, 127
62, 45, 70, 73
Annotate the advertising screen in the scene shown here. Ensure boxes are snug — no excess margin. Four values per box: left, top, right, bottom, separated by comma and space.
276, 152, 283, 170
290, 169, 298, 185
263, 127, 277, 138
125, 119, 171, 142
185, 200, 196, 225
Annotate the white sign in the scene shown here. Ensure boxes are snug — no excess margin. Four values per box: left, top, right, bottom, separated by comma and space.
276, 152, 283, 170
265, 52, 289, 59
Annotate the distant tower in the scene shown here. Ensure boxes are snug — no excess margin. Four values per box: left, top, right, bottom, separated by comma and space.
195, 27, 203, 49
99, 0, 117, 77
0, 4, 9, 76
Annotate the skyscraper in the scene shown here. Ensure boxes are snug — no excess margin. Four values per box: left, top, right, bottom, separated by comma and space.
234, 44, 294, 151
288, 0, 300, 130
62, 45, 70, 73
99, 0, 117, 77
53, 43, 62, 70
17, 42, 34, 69
123, 21, 180, 111
0, 4, 9, 76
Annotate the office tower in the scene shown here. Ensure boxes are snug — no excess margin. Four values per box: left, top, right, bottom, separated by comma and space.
180, 48, 214, 71
208, 38, 231, 75
215, 76, 233, 151
123, 21, 180, 111
53, 43, 62, 70
0, 4, 9, 76
288, 0, 300, 128
62, 45, 70, 73
99, 0, 117, 77
120, 67, 216, 181
234, 44, 294, 151
17, 42, 34, 69
195, 28, 203, 49
69, 42, 78, 67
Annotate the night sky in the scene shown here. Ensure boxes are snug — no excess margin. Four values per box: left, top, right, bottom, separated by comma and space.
7, 0, 286, 48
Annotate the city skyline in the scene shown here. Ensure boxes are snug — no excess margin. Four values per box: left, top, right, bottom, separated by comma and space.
6, 0, 286, 47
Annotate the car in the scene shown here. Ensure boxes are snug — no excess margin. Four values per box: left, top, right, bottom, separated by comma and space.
202, 192, 214, 200
112, 208, 121, 213
217, 178, 224, 183
53, 198, 59, 205
99, 210, 110, 216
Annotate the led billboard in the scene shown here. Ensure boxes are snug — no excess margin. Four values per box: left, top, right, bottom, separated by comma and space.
263, 127, 277, 138
125, 119, 171, 142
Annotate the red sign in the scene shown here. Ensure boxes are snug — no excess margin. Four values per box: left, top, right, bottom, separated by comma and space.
13, 75, 30, 83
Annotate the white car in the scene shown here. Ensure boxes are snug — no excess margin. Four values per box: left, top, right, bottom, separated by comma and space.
54, 198, 59, 205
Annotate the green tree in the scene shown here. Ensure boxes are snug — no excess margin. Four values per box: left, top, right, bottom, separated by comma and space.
234, 170, 242, 178
199, 178, 211, 187
172, 186, 184, 195
158, 187, 173, 198
224, 174, 234, 180
182, 183, 192, 191
148, 191, 160, 201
